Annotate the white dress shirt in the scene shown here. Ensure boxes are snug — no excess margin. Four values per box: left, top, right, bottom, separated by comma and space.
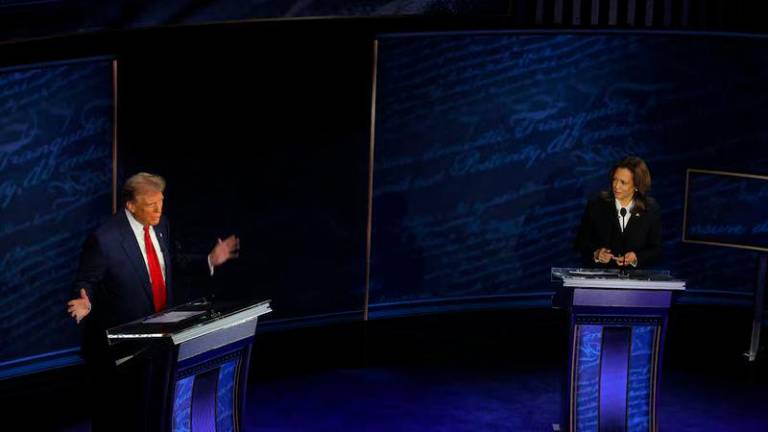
593, 199, 639, 266
615, 199, 634, 232
125, 209, 167, 283
615, 199, 638, 267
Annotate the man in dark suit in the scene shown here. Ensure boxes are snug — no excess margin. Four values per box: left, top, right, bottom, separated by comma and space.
66, 172, 239, 431
575, 156, 662, 268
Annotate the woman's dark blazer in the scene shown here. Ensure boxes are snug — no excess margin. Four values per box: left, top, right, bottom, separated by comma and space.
574, 194, 662, 268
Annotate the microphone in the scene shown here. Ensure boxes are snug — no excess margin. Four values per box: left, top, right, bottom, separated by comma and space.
619, 207, 627, 263
619, 207, 627, 231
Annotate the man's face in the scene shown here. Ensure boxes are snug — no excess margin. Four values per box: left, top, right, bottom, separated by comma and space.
127, 189, 164, 226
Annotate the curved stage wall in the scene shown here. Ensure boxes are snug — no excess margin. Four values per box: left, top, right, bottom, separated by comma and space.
370, 32, 768, 317
1, 22, 768, 378
0, 58, 114, 376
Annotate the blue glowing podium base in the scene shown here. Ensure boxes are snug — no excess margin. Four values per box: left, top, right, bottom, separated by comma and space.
107, 299, 271, 432
552, 268, 684, 432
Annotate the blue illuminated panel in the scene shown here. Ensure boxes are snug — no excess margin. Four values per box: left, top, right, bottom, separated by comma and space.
599, 327, 631, 430
172, 352, 242, 432
628, 326, 655, 432
173, 375, 195, 432
573, 322, 659, 432
575, 325, 602, 432
216, 360, 239, 432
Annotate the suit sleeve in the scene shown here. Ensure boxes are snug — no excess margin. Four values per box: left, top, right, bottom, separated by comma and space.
574, 199, 599, 266
73, 234, 107, 302
635, 207, 662, 267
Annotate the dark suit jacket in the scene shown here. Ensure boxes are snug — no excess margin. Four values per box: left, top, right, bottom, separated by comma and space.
574, 194, 662, 268
74, 211, 204, 364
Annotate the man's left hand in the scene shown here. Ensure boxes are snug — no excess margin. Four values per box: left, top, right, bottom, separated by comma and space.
209, 235, 240, 267
67, 289, 91, 324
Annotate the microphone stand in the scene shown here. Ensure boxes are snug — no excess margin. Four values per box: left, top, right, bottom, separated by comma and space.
619, 207, 628, 276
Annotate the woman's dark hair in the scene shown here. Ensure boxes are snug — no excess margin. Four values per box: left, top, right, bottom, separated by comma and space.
600, 156, 652, 212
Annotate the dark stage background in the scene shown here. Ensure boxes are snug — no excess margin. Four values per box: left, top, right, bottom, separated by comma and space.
116, 26, 373, 324
1, 20, 768, 378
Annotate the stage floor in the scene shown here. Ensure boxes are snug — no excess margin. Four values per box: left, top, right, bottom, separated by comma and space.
5, 305, 767, 431
247, 364, 768, 432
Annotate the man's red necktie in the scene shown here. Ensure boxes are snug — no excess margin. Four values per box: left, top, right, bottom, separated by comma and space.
143, 225, 166, 312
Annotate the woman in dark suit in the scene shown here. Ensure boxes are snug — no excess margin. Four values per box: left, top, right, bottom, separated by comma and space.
575, 156, 662, 268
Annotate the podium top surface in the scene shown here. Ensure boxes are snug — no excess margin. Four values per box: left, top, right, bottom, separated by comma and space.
551, 267, 686, 290
106, 298, 272, 344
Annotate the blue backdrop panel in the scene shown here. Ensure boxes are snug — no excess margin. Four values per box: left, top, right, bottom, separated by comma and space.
0, 58, 113, 373
371, 33, 768, 312
685, 171, 768, 251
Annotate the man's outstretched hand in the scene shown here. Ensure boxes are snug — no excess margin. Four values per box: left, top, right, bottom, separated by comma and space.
67, 289, 91, 324
209, 235, 240, 267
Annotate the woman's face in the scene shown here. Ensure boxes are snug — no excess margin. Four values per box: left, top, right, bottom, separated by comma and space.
612, 167, 636, 202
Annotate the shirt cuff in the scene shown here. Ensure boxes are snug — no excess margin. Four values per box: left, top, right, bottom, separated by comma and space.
207, 255, 215, 276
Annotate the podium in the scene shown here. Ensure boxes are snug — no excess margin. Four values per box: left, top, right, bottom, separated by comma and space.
107, 299, 271, 432
552, 268, 685, 432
